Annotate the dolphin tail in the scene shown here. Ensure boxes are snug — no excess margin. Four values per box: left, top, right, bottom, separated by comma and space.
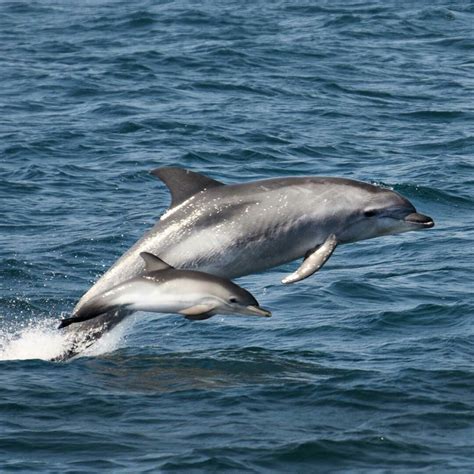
58, 315, 82, 329
57, 299, 126, 329
53, 309, 133, 361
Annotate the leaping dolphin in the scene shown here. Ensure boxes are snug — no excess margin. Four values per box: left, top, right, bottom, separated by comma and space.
75, 167, 434, 303
58, 167, 434, 359
58, 252, 270, 329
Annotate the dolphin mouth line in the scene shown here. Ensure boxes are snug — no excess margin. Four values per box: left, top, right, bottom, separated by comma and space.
403, 212, 435, 228
246, 305, 272, 317
378, 213, 434, 228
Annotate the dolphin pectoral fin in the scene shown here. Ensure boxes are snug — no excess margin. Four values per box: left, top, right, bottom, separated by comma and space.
180, 304, 215, 321
282, 234, 338, 284
150, 167, 225, 208
180, 304, 215, 317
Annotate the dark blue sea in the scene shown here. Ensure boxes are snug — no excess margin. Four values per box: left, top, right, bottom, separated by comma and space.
1, 1, 473, 472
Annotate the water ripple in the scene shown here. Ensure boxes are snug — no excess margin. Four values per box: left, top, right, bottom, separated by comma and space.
0, 0, 473, 471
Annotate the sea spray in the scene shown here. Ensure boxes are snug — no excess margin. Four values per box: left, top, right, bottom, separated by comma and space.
0, 317, 70, 361
0, 315, 129, 361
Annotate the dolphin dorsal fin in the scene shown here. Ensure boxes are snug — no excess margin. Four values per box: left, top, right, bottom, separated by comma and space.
150, 167, 224, 208
140, 252, 173, 271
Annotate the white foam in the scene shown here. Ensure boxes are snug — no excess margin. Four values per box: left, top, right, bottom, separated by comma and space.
0, 318, 67, 361
0, 316, 128, 362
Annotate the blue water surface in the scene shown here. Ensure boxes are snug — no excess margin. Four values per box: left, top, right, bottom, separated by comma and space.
1, 1, 473, 472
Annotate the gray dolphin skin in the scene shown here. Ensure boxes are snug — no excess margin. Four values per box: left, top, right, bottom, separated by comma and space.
58, 252, 270, 329
58, 167, 434, 359
75, 167, 434, 300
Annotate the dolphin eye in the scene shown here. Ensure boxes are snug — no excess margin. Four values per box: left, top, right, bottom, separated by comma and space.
364, 210, 377, 217
229, 297, 237, 303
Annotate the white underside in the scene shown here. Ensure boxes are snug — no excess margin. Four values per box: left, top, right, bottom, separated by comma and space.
105, 280, 211, 315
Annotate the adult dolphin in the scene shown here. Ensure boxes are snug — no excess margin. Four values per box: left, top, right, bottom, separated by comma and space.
58, 167, 434, 359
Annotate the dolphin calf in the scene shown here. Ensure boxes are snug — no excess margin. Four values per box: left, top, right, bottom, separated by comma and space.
58, 167, 434, 359
58, 252, 270, 329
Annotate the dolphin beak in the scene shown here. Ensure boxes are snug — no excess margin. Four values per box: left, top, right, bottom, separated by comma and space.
404, 212, 435, 228
244, 305, 272, 317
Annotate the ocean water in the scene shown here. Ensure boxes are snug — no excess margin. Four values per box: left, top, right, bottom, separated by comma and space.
0, 0, 473, 471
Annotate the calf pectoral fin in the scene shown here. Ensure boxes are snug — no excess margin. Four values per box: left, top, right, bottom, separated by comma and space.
180, 304, 215, 321
282, 234, 338, 284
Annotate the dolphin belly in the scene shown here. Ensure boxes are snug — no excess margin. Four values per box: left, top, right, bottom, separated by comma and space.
155, 212, 319, 278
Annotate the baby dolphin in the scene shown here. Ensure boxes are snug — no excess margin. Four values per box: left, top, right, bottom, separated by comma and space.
58, 252, 271, 329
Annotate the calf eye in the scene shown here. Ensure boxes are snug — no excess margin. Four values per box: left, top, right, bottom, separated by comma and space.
229, 297, 237, 303
364, 210, 377, 217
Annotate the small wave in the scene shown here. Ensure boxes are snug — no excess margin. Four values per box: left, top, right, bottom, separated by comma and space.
393, 183, 473, 207
398, 110, 470, 120
0, 316, 126, 362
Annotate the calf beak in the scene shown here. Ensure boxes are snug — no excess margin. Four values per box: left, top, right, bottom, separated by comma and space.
245, 305, 272, 317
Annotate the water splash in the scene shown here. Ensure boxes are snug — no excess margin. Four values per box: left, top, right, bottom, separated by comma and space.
0, 317, 68, 361
0, 316, 127, 361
